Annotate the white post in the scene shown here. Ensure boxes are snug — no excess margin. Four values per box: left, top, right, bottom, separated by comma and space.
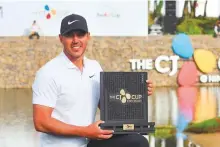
218, 94, 220, 117
215, 87, 220, 116
148, 95, 153, 124
161, 139, 166, 147
149, 135, 155, 147
155, 89, 170, 126
194, 87, 207, 123
176, 136, 184, 147
170, 89, 178, 126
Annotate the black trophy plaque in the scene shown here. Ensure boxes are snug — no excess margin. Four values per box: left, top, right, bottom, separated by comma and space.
99, 72, 155, 135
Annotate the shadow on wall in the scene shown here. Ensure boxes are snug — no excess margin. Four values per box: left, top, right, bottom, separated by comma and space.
23, 28, 44, 38
23, 28, 31, 36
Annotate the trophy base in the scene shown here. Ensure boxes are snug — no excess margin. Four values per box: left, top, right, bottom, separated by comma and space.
99, 121, 155, 135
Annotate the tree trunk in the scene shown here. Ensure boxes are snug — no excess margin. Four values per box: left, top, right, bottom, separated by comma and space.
190, 0, 197, 18
153, 0, 157, 18
204, 0, 208, 18
183, 0, 189, 18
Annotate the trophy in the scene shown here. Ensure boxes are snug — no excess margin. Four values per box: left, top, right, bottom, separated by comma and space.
99, 72, 155, 134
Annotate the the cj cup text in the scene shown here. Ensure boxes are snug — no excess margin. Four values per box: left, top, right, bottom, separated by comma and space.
109, 93, 142, 104
114, 95, 142, 100
129, 55, 179, 76
129, 55, 220, 83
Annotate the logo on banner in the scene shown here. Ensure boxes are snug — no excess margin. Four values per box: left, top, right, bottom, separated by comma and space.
32, 4, 70, 20
44, 5, 56, 19
96, 5, 120, 18
97, 12, 120, 18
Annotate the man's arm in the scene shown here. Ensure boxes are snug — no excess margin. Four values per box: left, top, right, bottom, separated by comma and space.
33, 104, 113, 140
32, 71, 88, 137
33, 104, 87, 137
32, 68, 113, 139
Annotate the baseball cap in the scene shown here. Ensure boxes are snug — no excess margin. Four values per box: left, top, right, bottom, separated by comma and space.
60, 14, 88, 35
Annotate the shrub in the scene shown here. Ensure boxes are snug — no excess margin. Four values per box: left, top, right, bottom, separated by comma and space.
176, 18, 218, 35
177, 19, 203, 34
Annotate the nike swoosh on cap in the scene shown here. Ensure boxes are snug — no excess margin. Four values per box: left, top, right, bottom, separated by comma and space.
68, 20, 79, 25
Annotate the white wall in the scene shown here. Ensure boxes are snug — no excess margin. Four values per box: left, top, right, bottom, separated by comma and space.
0, 0, 148, 36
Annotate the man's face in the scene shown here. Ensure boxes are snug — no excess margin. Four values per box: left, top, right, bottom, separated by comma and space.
59, 30, 90, 59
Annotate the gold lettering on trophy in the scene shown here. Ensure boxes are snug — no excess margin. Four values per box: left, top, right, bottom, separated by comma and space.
121, 96, 127, 103
109, 89, 142, 103
120, 89, 126, 95
131, 95, 142, 99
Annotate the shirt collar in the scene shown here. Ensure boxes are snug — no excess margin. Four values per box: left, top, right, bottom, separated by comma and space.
60, 51, 88, 69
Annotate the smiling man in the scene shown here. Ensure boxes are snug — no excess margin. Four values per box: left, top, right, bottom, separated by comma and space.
32, 14, 154, 147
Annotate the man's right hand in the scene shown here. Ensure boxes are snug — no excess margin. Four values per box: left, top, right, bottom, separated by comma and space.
84, 120, 114, 140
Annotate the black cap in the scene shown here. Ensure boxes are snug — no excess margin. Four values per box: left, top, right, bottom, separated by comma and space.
60, 14, 88, 35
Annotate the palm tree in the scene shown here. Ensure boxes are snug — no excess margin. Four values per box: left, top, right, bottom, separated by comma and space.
183, 0, 189, 18
203, 0, 208, 18
190, 0, 198, 18
183, 0, 198, 18
153, 0, 163, 18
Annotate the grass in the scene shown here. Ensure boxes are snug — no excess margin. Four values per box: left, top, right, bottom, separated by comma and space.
150, 117, 220, 137
185, 117, 220, 133
147, 118, 220, 142
150, 126, 176, 139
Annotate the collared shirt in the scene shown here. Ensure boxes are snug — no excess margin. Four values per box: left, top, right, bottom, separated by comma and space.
32, 51, 103, 147
31, 24, 40, 32
215, 25, 220, 34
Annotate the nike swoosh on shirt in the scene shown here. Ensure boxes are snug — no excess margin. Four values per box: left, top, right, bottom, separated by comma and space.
68, 20, 79, 25
89, 74, 95, 78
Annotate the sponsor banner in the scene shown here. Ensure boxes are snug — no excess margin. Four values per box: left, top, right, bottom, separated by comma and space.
0, 1, 147, 36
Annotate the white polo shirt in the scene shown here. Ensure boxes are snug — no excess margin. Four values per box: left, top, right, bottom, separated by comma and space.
32, 51, 103, 147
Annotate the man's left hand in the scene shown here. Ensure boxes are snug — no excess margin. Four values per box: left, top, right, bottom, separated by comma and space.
146, 80, 153, 96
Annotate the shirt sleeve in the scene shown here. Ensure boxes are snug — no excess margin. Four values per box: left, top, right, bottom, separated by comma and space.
94, 61, 103, 105
214, 26, 218, 34
32, 71, 58, 108
96, 61, 103, 72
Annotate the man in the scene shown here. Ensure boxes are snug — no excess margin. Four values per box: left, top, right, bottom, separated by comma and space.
214, 20, 220, 38
32, 14, 154, 147
29, 20, 40, 39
